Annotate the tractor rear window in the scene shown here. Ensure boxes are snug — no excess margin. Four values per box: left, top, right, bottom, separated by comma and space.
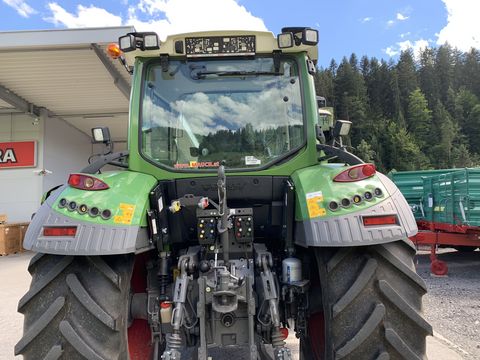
140, 57, 305, 171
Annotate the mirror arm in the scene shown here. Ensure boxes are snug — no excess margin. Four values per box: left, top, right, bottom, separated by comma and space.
81, 151, 130, 174
315, 124, 326, 144
316, 144, 363, 165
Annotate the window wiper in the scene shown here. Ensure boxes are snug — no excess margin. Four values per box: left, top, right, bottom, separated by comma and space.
191, 70, 282, 79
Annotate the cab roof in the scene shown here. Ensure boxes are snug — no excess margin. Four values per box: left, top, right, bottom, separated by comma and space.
122, 30, 318, 66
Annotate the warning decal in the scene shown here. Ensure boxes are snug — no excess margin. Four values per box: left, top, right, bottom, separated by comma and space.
306, 191, 326, 218
114, 203, 136, 225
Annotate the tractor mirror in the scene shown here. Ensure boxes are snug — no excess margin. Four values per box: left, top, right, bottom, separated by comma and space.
92, 127, 111, 144
277, 33, 294, 48
332, 120, 352, 138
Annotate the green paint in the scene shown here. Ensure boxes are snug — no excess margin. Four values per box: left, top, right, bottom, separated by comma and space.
291, 164, 388, 221
52, 171, 157, 227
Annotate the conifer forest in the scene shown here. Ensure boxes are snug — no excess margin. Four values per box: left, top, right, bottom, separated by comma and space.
315, 45, 480, 172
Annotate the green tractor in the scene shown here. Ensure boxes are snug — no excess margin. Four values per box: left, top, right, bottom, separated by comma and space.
16, 27, 431, 360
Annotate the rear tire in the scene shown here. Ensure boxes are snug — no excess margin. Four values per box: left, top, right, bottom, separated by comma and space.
15, 253, 139, 360
302, 239, 432, 360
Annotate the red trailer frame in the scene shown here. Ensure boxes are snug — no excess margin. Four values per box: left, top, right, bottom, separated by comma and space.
410, 221, 480, 275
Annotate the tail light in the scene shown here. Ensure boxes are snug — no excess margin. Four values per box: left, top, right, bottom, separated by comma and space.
68, 174, 109, 190
363, 215, 398, 226
333, 164, 376, 182
43, 226, 77, 237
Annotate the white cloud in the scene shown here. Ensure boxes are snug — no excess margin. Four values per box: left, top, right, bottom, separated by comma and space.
400, 39, 428, 54
436, 0, 480, 51
399, 32, 411, 39
361, 17, 372, 23
45, 3, 123, 27
43, 0, 267, 39
3, 0, 36, 17
387, 20, 395, 27
126, 0, 267, 39
384, 39, 429, 59
396, 13, 409, 21
385, 46, 398, 57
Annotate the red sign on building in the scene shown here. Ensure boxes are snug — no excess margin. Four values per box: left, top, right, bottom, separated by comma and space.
0, 141, 37, 169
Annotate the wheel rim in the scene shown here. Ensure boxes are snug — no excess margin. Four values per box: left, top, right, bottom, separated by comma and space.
128, 253, 153, 360
307, 311, 326, 360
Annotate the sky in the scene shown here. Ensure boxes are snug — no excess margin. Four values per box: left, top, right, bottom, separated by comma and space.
0, 0, 479, 66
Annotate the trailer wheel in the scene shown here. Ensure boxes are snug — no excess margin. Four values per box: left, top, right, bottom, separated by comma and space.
302, 239, 432, 360
15, 253, 153, 360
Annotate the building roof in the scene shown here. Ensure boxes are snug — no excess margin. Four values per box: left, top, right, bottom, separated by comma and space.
0, 26, 134, 141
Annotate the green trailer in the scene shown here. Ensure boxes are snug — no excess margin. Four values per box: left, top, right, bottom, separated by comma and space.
422, 168, 480, 228
390, 168, 480, 228
389, 169, 458, 221
390, 168, 480, 275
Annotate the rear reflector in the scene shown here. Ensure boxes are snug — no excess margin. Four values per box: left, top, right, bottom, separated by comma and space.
363, 215, 398, 226
43, 227, 77, 237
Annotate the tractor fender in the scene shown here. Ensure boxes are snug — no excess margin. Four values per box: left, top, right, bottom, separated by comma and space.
292, 165, 417, 247
23, 171, 157, 255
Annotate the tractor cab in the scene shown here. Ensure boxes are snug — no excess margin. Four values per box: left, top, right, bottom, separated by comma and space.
117, 28, 321, 176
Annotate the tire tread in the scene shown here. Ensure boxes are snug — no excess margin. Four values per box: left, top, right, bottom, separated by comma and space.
43, 345, 63, 360
305, 240, 430, 360
66, 273, 116, 330
333, 258, 377, 318
335, 304, 385, 359
59, 320, 105, 360
16, 254, 133, 360
18, 256, 73, 312
15, 297, 65, 354
385, 328, 422, 360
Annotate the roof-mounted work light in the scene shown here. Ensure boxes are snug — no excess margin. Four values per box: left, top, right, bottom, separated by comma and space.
143, 33, 160, 50
277, 32, 294, 48
118, 32, 160, 52
91, 127, 111, 144
119, 34, 135, 52
302, 28, 318, 45
333, 120, 352, 137
280, 27, 319, 47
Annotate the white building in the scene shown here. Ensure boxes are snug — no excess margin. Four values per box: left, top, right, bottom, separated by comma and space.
0, 27, 133, 222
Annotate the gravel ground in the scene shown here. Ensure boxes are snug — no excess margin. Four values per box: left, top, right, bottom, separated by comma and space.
415, 248, 480, 360
1, 250, 475, 360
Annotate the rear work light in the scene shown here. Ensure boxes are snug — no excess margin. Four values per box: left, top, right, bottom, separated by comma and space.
363, 215, 398, 227
333, 164, 376, 182
43, 226, 77, 237
68, 174, 109, 191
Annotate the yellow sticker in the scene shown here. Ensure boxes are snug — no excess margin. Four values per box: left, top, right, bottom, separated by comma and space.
306, 191, 326, 218
114, 203, 136, 225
